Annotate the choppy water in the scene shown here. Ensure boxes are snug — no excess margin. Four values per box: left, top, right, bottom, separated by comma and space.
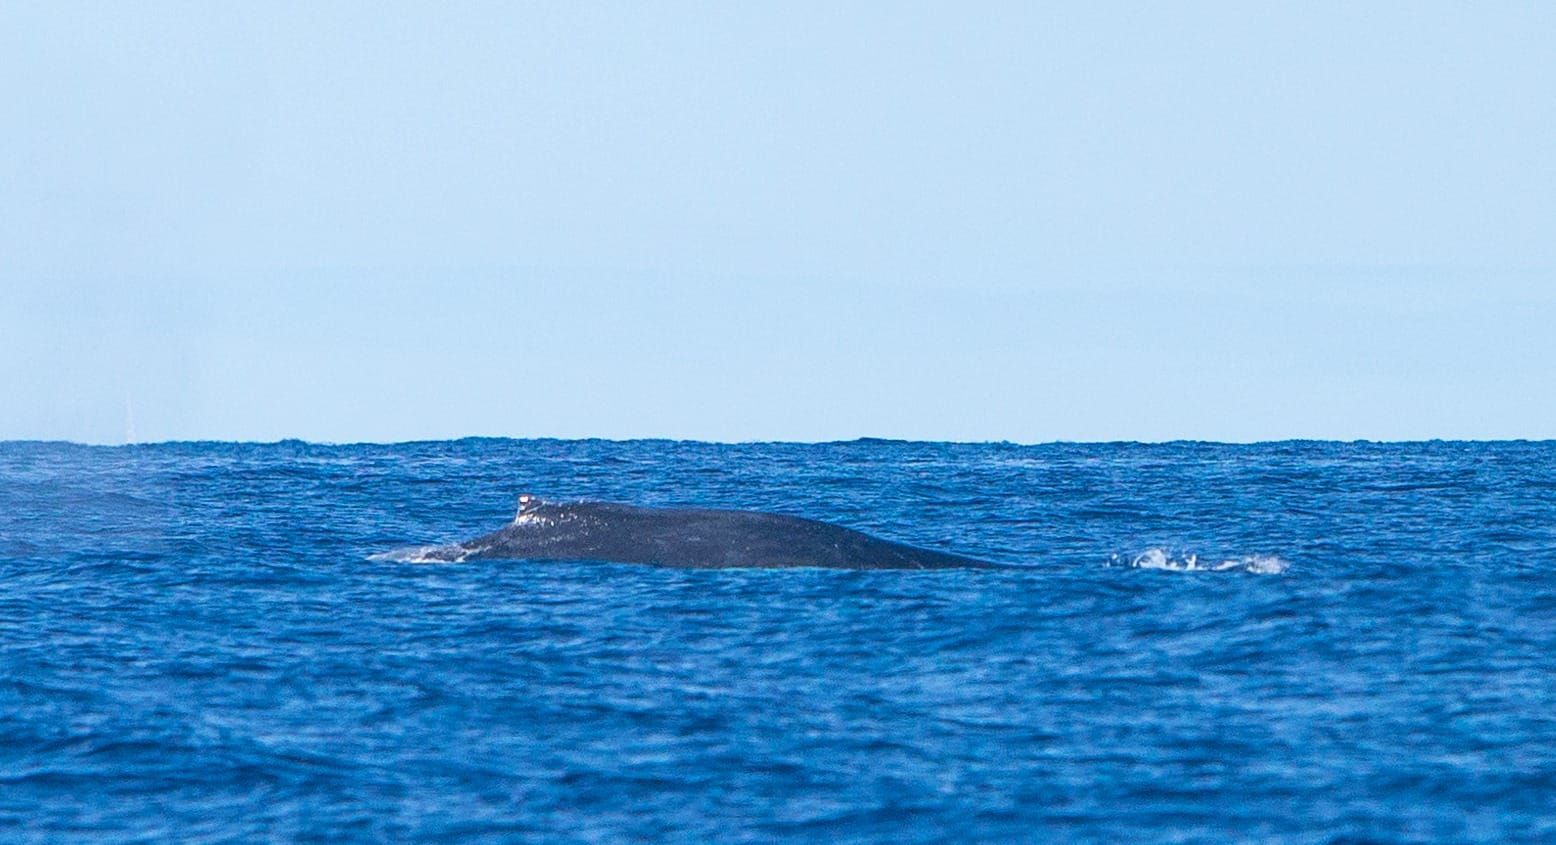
3, 439, 1555, 842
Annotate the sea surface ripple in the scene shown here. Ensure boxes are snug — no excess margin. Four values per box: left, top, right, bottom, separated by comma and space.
2, 439, 1555, 842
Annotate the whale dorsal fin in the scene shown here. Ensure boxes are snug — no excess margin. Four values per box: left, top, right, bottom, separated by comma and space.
515, 493, 543, 521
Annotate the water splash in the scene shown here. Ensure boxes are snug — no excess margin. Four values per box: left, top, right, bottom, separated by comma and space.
367, 544, 470, 563
1112, 548, 1289, 574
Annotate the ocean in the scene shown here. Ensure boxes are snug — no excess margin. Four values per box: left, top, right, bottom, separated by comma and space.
2, 438, 1554, 842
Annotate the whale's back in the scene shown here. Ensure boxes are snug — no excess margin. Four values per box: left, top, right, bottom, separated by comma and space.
452, 499, 993, 570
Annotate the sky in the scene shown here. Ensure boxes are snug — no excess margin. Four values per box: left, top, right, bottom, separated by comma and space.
3, 1, 1553, 443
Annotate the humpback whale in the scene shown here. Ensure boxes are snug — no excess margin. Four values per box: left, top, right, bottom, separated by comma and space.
407, 495, 1002, 570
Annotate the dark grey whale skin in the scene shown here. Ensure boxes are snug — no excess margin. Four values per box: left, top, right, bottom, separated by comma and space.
427, 497, 1003, 570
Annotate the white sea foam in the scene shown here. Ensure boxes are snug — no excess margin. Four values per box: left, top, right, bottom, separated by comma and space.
1112, 548, 1289, 575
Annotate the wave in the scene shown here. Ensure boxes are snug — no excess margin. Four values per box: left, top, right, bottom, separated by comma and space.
1112, 548, 1289, 575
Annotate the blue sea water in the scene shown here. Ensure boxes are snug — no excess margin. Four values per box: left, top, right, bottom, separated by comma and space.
2, 438, 1555, 843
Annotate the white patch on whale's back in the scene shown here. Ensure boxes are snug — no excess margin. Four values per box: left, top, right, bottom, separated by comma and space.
513, 512, 556, 528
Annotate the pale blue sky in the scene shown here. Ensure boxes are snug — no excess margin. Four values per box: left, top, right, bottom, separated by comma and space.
3, 2, 1553, 443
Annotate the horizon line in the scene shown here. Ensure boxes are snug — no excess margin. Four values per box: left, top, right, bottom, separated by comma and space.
5, 435, 1555, 449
